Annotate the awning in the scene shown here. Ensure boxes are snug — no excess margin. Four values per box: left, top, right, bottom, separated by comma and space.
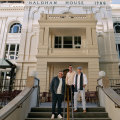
0, 59, 16, 69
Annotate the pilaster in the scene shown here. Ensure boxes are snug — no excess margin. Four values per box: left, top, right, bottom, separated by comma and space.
36, 59, 47, 92
88, 59, 99, 91
18, 6, 30, 61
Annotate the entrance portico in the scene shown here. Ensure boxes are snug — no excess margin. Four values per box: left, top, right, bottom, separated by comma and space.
37, 13, 99, 92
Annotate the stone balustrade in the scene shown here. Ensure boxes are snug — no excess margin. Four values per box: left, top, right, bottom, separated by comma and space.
40, 13, 95, 22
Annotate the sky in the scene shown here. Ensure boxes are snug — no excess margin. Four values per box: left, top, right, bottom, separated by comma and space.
112, 0, 120, 4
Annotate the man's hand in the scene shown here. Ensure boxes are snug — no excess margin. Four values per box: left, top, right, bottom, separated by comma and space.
83, 84, 86, 88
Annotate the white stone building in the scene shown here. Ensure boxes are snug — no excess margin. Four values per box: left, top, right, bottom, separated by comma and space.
0, 0, 120, 92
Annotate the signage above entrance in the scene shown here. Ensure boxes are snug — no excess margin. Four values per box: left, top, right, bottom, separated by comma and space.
25, 0, 110, 7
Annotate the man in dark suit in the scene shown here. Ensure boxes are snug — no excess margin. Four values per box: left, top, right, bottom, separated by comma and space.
50, 71, 65, 119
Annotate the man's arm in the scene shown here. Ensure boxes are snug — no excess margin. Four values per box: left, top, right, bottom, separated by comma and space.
50, 77, 55, 94
83, 74, 88, 88
73, 74, 76, 87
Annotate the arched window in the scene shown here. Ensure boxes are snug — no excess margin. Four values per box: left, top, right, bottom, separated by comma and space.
9, 23, 22, 33
113, 22, 120, 33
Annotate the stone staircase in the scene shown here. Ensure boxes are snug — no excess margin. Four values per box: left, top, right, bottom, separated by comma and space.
25, 107, 111, 120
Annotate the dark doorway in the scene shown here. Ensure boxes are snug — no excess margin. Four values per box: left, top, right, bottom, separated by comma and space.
63, 69, 69, 80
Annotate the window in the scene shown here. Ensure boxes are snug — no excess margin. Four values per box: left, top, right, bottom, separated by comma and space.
54, 36, 81, 48
5, 44, 19, 60
54, 36, 62, 48
74, 36, 81, 48
116, 44, 120, 58
63, 36, 72, 48
9, 23, 22, 33
113, 22, 120, 33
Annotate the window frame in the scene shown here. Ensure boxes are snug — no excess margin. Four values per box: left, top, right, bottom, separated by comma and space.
114, 22, 120, 33
9, 23, 22, 33
54, 36, 81, 49
5, 44, 19, 60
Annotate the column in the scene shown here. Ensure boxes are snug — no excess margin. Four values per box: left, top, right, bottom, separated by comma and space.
18, 6, 30, 61
92, 27, 98, 46
38, 27, 44, 50
16, 7, 30, 80
36, 58, 47, 92
0, 17, 7, 59
38, 27, 49, 56
88, 58, 99, 91
44, 27, 49, 46
86, 27, 92, 47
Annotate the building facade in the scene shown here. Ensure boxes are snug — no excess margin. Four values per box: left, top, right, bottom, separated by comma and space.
0, 0, 120, 92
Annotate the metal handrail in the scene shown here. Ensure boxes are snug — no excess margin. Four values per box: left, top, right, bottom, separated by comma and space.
35, 78, 40, 107
66, 85, 74, 120
63, 84, 66, 120
0, 79, 27, 92
67, 85, 70, 120
71, 86, 74, 120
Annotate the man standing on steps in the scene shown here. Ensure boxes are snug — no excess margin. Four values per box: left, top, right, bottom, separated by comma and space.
66, 65, 76, 103
74, 67, 88, 113
50, 71, 65, 119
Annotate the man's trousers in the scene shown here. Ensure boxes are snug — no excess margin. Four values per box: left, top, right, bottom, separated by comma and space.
74, 89, 86, 110
52, 94, 63, 115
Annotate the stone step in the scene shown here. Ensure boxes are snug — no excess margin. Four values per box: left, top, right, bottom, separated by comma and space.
27, 112, 109, 118
25, 118, 111, 120
31, 107, 105, 112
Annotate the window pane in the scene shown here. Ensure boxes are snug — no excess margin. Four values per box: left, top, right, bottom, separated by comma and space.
4, 44, 19, 60
10, 45, 15, 51
13, 26, 19, 33
115, 26, 120, 33
74, 36, 81, 48
17, 45, 19, 51
118, 44, 120, 50
63, 36, 72, 48
10, 56, 14, 59
117, 44, 120, 58
9, 52, 15, 59
9, 23, 22, 33
16, 52, 19, 59
55, 37, 58, 44
54, 36, 62, 48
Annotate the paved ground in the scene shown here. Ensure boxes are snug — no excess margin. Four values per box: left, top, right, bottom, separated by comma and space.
39, 102, 98, 108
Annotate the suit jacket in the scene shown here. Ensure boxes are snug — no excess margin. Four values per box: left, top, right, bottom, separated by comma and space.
50, 76, 65, 95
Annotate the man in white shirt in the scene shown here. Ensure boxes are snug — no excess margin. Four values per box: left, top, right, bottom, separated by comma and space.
73, 67, 88, 113
66, 65, 76, 102
66, 65, 76, 86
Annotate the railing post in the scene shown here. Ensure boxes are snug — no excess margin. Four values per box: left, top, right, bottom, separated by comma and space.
71, 86, 74, 120
67, 85, 70, 120
36, 78, 40, 107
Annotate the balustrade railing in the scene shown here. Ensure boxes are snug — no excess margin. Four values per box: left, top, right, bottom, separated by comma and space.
40, 13, 95, 21
109, 79, 120, 87
109, 79, 120, 95
0, 77, 40, 120
0, 79, 27, 107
